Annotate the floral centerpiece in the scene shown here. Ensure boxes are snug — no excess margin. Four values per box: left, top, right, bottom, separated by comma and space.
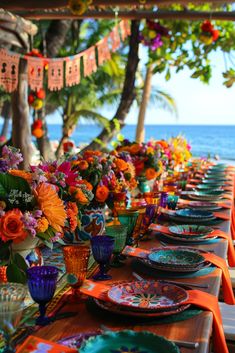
29, 159, 94, 243
168, 135, 192, 169
116, 140, 163, 189
0, 146, 67, 283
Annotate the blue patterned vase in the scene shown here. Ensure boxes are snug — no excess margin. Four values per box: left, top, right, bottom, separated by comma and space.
78, 205, 105, 240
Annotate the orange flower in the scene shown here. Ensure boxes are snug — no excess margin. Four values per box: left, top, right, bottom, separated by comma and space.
115, 158, 128, 172
34, 183, 66, 232
95, 185, 109, 203
66, 202, 78, 232
77, 160, 89, 170
9, 170, 32, 184
0, 209, 28, 243
145, 168, 157, 180
129, 143, 141, 155
77, 180, 93, 191
83, 150, 102, 159
36, 217, 49, 233
87, 157, 94, 163
75, 188, 89, 204
32, 128, 44, 138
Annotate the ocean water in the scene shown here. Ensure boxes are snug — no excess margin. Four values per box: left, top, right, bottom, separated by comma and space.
47, 124, 235, 161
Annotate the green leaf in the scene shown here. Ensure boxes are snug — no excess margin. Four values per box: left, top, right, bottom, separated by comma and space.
6, 263, 27, 284
13, 253, 28, 272
56, 238, 65, 245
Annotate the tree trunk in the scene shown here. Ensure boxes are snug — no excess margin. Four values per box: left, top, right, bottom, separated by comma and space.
135, 64, 153, 143
12, 59, 31, 169
83, 20, 140, 151
37, 20, 72, 160
0, 101, 11, 137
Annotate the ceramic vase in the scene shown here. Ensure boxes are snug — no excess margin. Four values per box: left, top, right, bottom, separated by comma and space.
78, 204, 105, 240
11, 236, 43, 267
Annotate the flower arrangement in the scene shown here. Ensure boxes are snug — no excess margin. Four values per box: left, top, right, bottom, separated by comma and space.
116, 140, 163, 181
199, 20, 220, 45
30, 159, 94, 242
71, 150, 114, 207
168, 135, 192, 168
0, 146, 67, 283
139, 20, 169, 51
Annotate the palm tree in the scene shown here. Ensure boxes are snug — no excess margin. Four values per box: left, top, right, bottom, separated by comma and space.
135, 64, 177, 143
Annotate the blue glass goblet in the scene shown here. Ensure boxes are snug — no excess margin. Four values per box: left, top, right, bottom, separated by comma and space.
26, 266, 59, 326
91, 236, 114, 281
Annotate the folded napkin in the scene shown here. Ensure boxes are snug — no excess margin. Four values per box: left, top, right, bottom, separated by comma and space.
184, 290, 229, 353
80, 281, 229, 353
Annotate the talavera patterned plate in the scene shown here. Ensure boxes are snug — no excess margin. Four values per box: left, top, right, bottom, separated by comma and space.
148, 249, 205, 267
169, 224, 213, 238
175, 208, 214, 219
79, 330, 180, 353
108, 280, 188, 311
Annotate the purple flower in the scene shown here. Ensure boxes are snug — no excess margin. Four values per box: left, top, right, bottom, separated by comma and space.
0, 159, 8, 173
22, 212, 37, 237
1, 146, 23, 169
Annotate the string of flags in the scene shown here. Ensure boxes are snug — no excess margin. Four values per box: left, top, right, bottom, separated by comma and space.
0, 20, 131, 93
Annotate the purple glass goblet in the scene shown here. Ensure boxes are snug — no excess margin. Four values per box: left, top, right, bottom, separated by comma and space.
91, 236, 114, 281
26, 266, 59, 326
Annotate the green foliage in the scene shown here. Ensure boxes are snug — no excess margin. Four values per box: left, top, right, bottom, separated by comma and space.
146, 5, 235, 86
0, 174, 34, 211
6, 254, 28, 284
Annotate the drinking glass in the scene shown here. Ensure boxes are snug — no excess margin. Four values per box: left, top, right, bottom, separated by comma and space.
105, 225, 128, 267
0, 283, 27, 353
167, 194, 179, 210
117, 209, 139, 246
27, 266, 59, 326
91, 236, 114, 281
62, 245, 90, 297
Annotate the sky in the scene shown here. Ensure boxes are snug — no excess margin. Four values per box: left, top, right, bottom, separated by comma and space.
47, 48, 235, 126
126, 49, 235, 125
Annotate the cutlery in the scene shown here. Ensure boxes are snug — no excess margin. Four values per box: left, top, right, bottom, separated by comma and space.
132, 272, 209, 289
101, 325, 198, 349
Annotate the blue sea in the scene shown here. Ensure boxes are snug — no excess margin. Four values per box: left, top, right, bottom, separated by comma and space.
46, 124, 235, 162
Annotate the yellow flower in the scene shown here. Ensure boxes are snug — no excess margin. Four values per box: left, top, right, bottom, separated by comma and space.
147, 147, 154, 155
34, 183, 66, 232
36, 217, 49, 233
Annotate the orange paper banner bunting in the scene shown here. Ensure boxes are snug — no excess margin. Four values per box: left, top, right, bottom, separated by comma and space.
0, 49, 20, 92
110, 25, 121, 52
48, 60, 64, 91
65, 56, 81, 87
83, 46, 97, 77
28, 57, 44, 91
96, 37, 111, 66
119, 20, 131, 41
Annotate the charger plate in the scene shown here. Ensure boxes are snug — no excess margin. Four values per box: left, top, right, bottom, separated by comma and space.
178, 200, 221, 211
139, 257, 210, 273
188, 193, 222, 202
166, 213, 216, 223
148, 249, 205, 268
108, 280, 188, 311
169, 225, 213, 238
79, 330, 180, 353
196, 184, 223, 191
93, 298, 190, 318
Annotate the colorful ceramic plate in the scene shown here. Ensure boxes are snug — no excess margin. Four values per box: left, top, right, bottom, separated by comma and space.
79, 330, 180, 353
167, 213, 216, 223
175, 208, 214, 219
188, 193, 222, 202
139, 257, 210, 273
178, 200, 221, 211
159, 231, 217, 243
196, 184, 222, 191
169, 224, 213, 238
202, 179, 225, 185
108, 280, 188, 311
93, 298, 191, 318
194, 190, 224, 197
148, 249, 205, 267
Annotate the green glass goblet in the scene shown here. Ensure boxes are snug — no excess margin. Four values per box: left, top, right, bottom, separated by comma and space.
105, 225, 128, 267
117, 209, 139, 246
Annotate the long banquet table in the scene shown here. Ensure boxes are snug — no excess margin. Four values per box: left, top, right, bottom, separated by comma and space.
31, 198, 233, 353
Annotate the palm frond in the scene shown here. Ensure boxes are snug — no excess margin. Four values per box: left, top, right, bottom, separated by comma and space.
72, 109, 111, 129
149, 88, 178, 117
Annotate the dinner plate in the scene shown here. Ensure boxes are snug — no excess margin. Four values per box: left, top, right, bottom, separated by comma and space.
201, 179, 225, 185
139, 257, 211, 273
169, 224, 213, 238
93, 298, 191, 318
196, 184, 223, 191
166, 213, 216, 223
194, 190, 224, 197
79, 330, 181, 353
148, 249, 205, 267
108, 280, 188, 311
158, 231, 217, 243
175, 208, 214, 219
188, 193, 223, 202
178, 200, 221, 211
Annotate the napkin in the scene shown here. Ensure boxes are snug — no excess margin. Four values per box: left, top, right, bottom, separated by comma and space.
16, 335, 77, 353
184, 290, 229, 353
202, 253, 235, 305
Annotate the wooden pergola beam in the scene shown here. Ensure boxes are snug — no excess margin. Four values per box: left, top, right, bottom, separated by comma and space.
17, 10, 235, 21
2, 0, 234, 10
